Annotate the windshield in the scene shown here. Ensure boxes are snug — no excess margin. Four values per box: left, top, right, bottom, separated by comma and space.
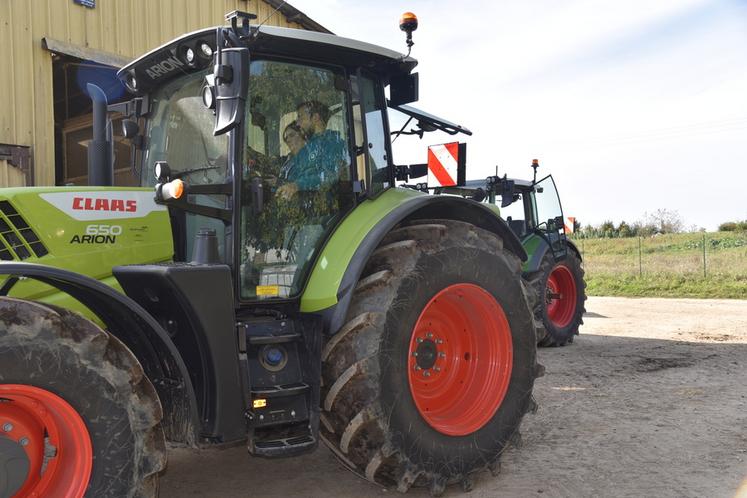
239, 60, 353, 300
142, 70, 228, 186
532, 175, 563, 228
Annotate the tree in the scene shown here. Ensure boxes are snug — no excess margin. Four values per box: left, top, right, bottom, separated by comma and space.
600, 220, 615, 238
618, 220, 633, 238
649, 208, 684, 234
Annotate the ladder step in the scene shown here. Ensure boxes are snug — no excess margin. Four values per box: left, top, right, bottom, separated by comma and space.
251, 382, 309, 398
249, 332, 302, 345
251, 434, 316, 458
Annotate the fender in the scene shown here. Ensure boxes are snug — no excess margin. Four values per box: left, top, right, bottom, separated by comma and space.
521, 235, 583, 275
0, 262, 200, 445
302, 188, 527, 333
566, 238, 583, 262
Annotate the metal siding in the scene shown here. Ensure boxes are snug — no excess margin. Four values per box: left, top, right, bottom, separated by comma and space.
0, 160, 26, 187
1, 0, 306, 187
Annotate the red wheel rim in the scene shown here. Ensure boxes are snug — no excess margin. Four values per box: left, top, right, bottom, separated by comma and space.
407, 283, 513, 436
546, 264, 578, 328
0, 384, 92, 498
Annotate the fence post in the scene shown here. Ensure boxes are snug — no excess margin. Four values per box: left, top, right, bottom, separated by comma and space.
638, 236, 642, 277
703, 232, 707, 278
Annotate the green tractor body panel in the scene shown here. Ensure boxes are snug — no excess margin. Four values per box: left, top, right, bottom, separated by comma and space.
300, 187, 423, 312
0, 187, 173, 321
521, 233, 544, 273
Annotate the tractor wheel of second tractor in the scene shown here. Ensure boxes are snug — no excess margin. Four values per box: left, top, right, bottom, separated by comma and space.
529, 247, 587, 347
319, 219, 541, 495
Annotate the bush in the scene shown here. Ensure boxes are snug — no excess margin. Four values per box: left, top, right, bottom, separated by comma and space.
719, 220, 747, 232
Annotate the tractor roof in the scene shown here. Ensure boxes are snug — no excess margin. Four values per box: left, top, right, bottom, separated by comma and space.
464, 178, 535, 190
118, 25, 418, 94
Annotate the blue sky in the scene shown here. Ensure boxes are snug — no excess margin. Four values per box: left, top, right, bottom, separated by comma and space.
288, 0, 747, 230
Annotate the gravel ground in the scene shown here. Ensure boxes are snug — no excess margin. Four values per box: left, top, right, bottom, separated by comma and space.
161, 296, 747, 498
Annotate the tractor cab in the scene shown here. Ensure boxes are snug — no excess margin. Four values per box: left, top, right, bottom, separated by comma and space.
113, 12, 419, 302
464, 165, 569, 261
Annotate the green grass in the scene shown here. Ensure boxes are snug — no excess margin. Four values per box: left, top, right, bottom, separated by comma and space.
572, 231, 747, 299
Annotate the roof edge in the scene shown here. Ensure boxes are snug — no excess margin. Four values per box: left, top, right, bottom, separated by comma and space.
266, 0, 333, 34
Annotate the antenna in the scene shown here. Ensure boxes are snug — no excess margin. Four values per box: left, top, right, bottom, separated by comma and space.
252, 1, 287, 38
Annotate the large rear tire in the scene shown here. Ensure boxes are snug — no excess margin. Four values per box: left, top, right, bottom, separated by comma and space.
528, 248, 587, 347
320, 220, 540, 494
0, 298, 166, 498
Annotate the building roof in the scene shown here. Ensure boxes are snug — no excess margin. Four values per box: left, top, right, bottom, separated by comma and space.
267, 0, 332, 34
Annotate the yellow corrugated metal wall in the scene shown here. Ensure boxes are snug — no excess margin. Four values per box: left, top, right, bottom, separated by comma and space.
0, 0, 306, 186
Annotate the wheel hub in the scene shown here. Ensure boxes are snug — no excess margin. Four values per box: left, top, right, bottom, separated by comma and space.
0, 434, 30, 497
414, 337, 439, 370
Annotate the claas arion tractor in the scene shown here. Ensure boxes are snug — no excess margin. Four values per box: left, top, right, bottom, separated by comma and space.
0, 12, 542, 497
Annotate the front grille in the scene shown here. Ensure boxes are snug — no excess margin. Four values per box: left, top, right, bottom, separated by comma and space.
0, 200, 49, 260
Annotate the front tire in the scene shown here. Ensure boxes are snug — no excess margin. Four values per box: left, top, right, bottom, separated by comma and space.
0, 298, 166, 498
320, 220, 539, 494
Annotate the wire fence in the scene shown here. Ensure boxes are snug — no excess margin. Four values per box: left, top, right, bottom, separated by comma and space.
572, 232, 747, 279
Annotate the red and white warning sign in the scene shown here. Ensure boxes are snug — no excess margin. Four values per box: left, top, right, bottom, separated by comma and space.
427, 142, 459, 187
564, 216, 576, 234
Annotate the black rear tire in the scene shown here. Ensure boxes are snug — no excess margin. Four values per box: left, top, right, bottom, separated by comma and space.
528, 248, 587, 347
320, 220, 539, 494
0, 298, 165, 498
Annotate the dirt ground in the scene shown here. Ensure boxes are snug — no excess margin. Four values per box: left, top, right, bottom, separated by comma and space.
161, 297, 747, 498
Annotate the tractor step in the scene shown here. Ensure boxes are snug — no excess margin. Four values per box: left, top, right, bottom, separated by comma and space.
250, 429, 317, 458
251, 382, 309, 398
249, 332, 302, 345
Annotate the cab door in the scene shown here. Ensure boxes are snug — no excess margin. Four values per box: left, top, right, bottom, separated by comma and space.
239, 59, 355, 300
350, 72, 392, 198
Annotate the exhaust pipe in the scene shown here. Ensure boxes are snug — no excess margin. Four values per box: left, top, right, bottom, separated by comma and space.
87, 83, 113, 186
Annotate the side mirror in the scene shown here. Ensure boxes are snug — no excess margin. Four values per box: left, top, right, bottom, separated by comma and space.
203, 47, 249, 135
389, 73, 419, 106
122, 119, 139, 138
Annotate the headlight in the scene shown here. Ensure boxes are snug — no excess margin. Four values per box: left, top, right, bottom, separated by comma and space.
199, 43, 213, 58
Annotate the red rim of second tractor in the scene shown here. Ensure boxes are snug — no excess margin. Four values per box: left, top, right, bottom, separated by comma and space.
546, 264, 578, 328
407, 283, 514, 436
0, 384, 93, 498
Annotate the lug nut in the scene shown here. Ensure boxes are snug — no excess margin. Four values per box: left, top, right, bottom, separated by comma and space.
19, 437, 29, 447
414, 365, 422, 371
412, 351, 418, 357
436, 339, 443, 344
423, 371, 431, 377
434, 366, 441, 372
416, 337, 423, 343
2, 423, 12, 432
426, 332, 433, 338
439, 352, 446, 358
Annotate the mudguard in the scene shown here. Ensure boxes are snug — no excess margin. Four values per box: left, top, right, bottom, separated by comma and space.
0, 262, 200, 445
521, 234, 583, 275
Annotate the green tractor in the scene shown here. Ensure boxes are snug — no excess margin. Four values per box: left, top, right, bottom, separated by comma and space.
458, 161, 587, 346
0, 12, 542, 497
